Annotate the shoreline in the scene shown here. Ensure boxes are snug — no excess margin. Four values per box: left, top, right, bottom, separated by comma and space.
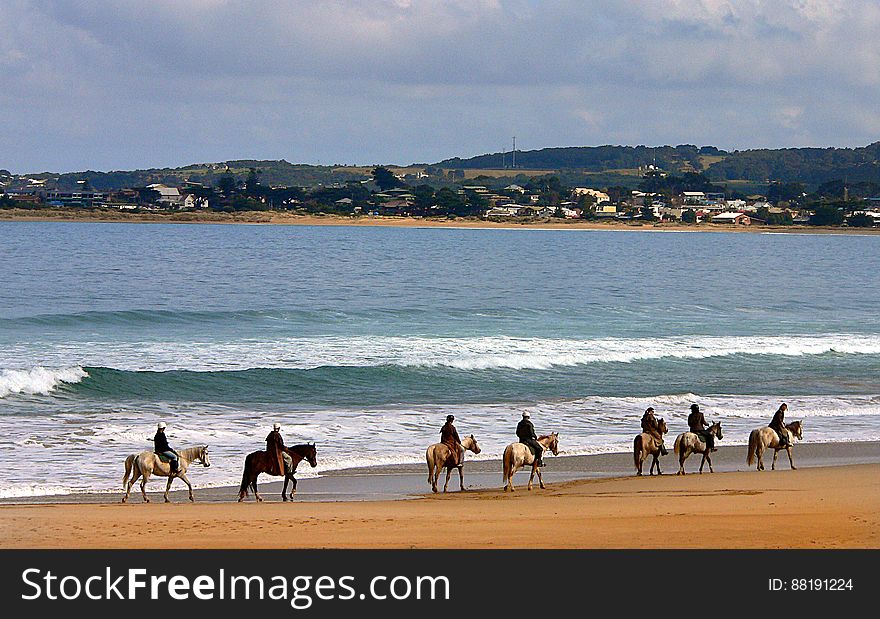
1, 208, 878, 234
3, 440, 877, 505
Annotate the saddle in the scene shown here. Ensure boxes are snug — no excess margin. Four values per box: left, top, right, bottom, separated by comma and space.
156, 452, 172, 463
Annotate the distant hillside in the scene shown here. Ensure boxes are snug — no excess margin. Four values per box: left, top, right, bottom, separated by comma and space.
19, 160, 373, 191
435, 144, 720, 175
435, 142, 880, 186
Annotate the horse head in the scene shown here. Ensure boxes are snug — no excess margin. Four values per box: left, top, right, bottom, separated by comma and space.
711, 422, 723, 440
466, 434, 481, 455
304, 442, 318, 467
544, 432, 560, 456
788, 420, 803, 441
658, 418, 668, 435
199, 445, 211, 468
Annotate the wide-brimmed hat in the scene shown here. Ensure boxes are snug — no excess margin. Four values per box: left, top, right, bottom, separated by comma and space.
522, 411, 530, 418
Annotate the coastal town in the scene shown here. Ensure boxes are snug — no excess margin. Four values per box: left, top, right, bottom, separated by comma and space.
2, 163, 879, 228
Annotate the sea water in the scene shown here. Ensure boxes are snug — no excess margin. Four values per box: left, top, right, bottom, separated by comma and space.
0, 221, 878, 496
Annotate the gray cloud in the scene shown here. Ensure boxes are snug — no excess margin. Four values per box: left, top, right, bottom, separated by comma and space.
1, 0, 878, 172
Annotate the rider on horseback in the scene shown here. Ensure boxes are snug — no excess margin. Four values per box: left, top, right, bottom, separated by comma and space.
641, 407, 668, 455
769, 403, 791, 448
154, 422, 179, 473
688, 404, 716, 452
267, 423, 294, 477
517, 412, 545, 467
440, 414, 464, 467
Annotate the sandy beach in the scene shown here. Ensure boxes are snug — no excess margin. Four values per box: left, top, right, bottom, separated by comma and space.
1, 208, 877, 234
1, 442, 877, 549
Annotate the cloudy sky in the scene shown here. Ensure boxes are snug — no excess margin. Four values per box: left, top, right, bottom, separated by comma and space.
1, 0, 878, 173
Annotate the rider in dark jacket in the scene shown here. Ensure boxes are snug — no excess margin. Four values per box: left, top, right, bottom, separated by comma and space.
687, 404, 716, 451
516, 412, 544, 467
440, 414, 463, 467
769, 403, 790, 448
641, 407, 668, 455
154, 422, 179, 472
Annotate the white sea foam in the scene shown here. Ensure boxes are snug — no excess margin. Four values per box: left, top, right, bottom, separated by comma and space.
3, 334, 879, 373
1, 392, 878, 498
0, 366, 87, 398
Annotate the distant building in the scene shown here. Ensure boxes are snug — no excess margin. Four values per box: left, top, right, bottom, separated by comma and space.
712, 212, 753, 225
146, 183, 182, 206
573, 188, 611, 204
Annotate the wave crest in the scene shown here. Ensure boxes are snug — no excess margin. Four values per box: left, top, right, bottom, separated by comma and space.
0, 366, 88, 398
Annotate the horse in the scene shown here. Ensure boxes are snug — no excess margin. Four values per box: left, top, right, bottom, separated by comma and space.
502, 433, 559, 492
238, 443, 318, 502
425, 434, 482, 493
747, 420, 803, 471
673, 422, 723, 475
122, 445, 211, 503
633, 418, 668, 476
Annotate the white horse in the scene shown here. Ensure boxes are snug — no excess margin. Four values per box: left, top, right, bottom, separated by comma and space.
673, 422, 723, 475
502, 433, 559, 492
747, 420, 803, 471
122, 445, 210, 503
425, 434, 482, 493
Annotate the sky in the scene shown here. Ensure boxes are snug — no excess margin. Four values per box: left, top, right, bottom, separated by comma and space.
1, 0, 879, 173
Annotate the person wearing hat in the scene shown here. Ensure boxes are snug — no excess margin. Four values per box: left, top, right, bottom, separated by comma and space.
641, 407, 668, 456
154, 422, 179, 473
439, 414, 464, 467
687, 403, 716, 452
266, 422, 293, 477
516, 411, 544, 467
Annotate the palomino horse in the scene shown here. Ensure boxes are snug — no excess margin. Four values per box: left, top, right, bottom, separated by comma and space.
747, 420, 803, 471
502, 433, 559, 492
673, 422, 723, 475
122, 445, 210, 503
425, 434, 482, 493
238, 443, 318, 502
633, 418, 668, 476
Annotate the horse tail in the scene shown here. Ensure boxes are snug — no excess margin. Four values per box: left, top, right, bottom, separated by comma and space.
673, 434, 682, 455
122, 454, 135, 490
502, 446, 512, 482
747, 429, 758, 466
633, 435, 642, 468
426, 447, 434, 484
238, 454, 251, 498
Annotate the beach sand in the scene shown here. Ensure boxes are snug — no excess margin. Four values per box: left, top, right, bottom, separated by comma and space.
1, 442, 877, 549
1, 208, 877, 234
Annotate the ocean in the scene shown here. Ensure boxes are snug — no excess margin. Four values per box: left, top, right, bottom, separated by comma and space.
1, 221, 878, 497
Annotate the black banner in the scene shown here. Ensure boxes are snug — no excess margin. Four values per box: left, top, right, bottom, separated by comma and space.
0, 550, 872, 615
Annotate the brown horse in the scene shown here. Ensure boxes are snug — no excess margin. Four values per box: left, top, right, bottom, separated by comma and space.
633, 418, 668, 476
238, 443, 317, 502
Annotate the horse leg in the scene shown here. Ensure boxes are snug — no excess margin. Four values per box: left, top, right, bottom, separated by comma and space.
706, 451, 714, 473
140, 472, 150, 503
772, 448, 779, 471
164, 475, 174, 503
253, 476, 262, 502
757, 443, 765, 471
458, 465, 465, 491
527, 463, 536, 491
678, 451, 686, 475
787, 446, 796, 470
430, 463, 439, 493
699, 451, 707, 474
443, 467, 452, 493
637, 451, 643, 476
178, 473, 194, 502
536, 464, 546, 489
281, 476, 289, 501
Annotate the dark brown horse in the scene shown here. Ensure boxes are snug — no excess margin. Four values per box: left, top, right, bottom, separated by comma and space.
238, 443, 317, 502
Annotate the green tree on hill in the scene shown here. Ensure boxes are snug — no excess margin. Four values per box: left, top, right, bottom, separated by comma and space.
809, 205, 845, 226
371, 166, 403, 191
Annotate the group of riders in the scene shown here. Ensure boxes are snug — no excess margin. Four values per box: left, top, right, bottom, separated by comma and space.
153, 420, 294, 477
639, 402, 791, 455
150, 401, 794, 483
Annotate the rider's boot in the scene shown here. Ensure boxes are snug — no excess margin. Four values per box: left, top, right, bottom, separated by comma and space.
660, 444, 669, 456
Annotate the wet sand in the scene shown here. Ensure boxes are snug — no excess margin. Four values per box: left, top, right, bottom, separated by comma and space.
1, 442, 877, 549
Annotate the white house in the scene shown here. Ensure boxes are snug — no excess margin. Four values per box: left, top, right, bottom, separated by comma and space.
573, 188, 611, 204
147, 183, 182, 206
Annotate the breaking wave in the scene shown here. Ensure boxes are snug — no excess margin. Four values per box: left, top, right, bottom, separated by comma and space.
0, 366, 88, 398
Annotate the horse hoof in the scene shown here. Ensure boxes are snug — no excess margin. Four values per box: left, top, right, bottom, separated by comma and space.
791, 466, 797, 470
